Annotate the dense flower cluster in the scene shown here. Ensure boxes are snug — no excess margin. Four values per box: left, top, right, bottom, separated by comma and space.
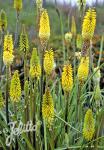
10, 70, 21, 102
78, 57, 89, 83
83, 109, 95, 141
0, 10, 7, 31
62, 64, 73, 92
0, 90, 4, 108
42, 88, 54, 127
19, 26, 29, 53
44, 49, 54, 75
29, 48, 41, 79
3, 34, 14, 65
39, 9, 50, 48
82, 8, 96, 40
14, 0, 23, 11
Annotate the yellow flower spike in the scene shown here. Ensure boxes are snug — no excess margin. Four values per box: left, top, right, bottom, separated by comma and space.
82, 8, 96, 40
29, 48, 41, 79
62, 64, 73, 92
44, 49, 54, 75
3, 34, 14, 65
0, 90, 4, 108
39, 9, 50, 49
0, 10, 7, 31
14, 0, 23, 11
10, 70, 21, 102
83, 109, 95, 141
78, 57, 89, 83
19, 25, 29, 53
71, 16, 76, 36
42, 88, 54, 127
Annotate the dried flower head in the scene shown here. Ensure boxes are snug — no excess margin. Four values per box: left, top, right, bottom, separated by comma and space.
81, 40, 90, 57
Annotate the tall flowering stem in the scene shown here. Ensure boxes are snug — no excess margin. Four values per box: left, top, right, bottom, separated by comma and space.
77, 56, 89, 121
36, 0, 43, 35
5, 65, 9, 124
24, 80, 29, 124
81, 8, 96, 82
42, 81, 54, 126
71, 16, 77, 77
81, 8, 96, 56
10, 70, 21, 149
14, 0, 22, 47
29, 48, 41, 147
0, 10, 7, 74
77, 0, 86, 25
62, 64, 73, 132
19, 25, 29, 81
39, 9, 50, 119
3, 34, 14, 124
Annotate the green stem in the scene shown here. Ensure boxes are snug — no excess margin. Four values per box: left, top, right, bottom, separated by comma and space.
73, 37, 76, 78
24, 52, 27, 81
44, 120, 47, 150
30, 78, 33, 144
14, 103, 18, 150
40, 50, 44, 118
56, 8, 65, 63
78, 85, 81, 123
55, 114, 81, 133
14, 10, 19, 48
33, 79, 37, 148
64, 92, 68, 133
6, 65, 9, 124
0, 29, 4, 74
98, 36, 103, 67
24, 80, 29, 124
